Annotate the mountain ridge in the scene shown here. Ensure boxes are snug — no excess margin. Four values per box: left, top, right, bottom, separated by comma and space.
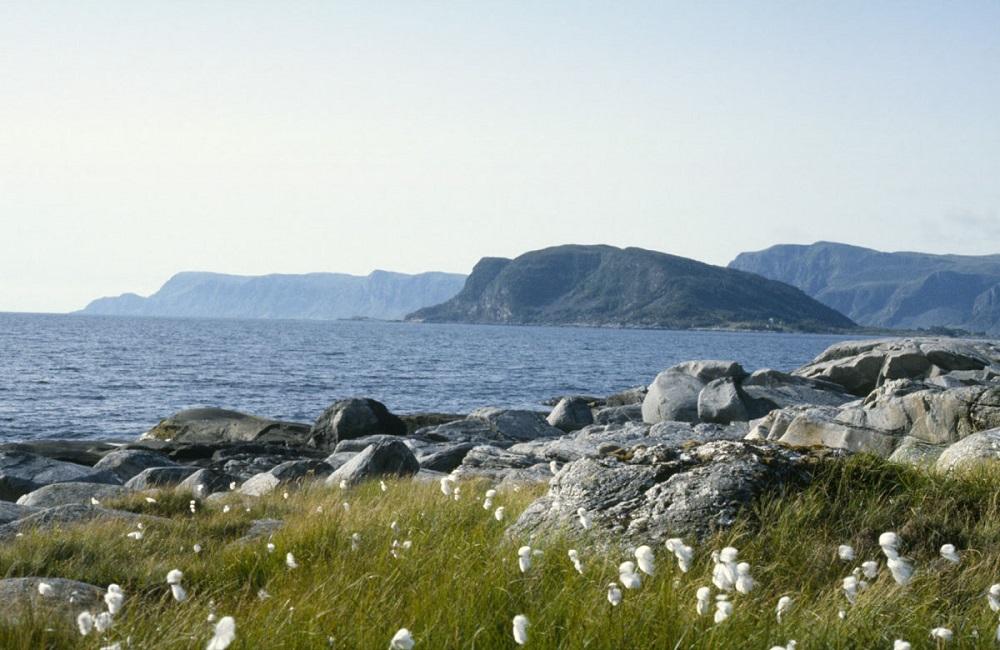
728, 241, 1000, 335
80, 270, 467, 321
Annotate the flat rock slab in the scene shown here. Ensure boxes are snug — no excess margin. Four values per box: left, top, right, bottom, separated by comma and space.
0, 440, 120, 466
0, 504, 166, 540
140, 407, 312, 445
0, 577, 103, 626
0, 452, 121, 501
16, 482, 132, 508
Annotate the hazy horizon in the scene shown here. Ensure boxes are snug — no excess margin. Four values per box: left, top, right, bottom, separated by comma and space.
2, 2, 998, 313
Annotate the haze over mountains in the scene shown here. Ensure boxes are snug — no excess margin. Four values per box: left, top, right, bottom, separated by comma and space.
81, 271, 466, 321
729, 242, 1000, 335
407, 245, 855, 332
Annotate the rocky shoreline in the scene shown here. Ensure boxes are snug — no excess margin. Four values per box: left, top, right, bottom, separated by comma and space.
0, 337, 998, 546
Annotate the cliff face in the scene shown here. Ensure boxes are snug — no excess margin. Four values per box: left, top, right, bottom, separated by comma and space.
80, 270, 466, 320
729, 242, 1000, 335
407, 244, 856, 331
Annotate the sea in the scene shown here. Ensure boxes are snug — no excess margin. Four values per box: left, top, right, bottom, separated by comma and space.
0, 312, 860, 442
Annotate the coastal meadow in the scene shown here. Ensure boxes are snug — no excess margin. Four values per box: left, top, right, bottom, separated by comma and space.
3, 456, 1000, 648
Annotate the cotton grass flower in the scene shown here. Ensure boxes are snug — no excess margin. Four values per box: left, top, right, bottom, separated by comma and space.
665, 538, 694, 572
607, 582, 622, 606
838, 544, 855, 561
712, 549, 738, 591
77, 612, 94, 636
714, 596, 733, 623
842, 576, 859, 604
104, 584, 124, 616
286, 552, 299, 569
577, 507, 591, 530
389, 628, 415, 650
988, 584, 1000, 611
517, 546, 532, 573
568, 549, 584, 574
351, 532, 362, 551
861, 560, 878, 579
440, 476, 455, 497
768, 642, 796, 650
696, 587, 711, 616
634, 545, 655, 576
483, 489, 497, 510
619, 561, 642, 589
929, 627, 953, 642
266, 542, 276, 553
940, 544, 960, 563
894, 641, 912, 650
193, 543, 202, 554
380, 480, 388, 492
512, 615, 529, 645
206, 616, 236, 650
126, 531, 143, 540
494, 506, 505, 522
167, 569, 187, 602
94, 611, 113, 633
37, 582, 53, 597
735, 562, 754, 594
776, 596, 792, 623
887, 554, 914, 586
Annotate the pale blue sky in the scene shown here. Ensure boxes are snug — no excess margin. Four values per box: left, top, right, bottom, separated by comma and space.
1, 1, 998, 312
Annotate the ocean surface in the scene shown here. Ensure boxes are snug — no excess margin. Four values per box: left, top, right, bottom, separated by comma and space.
0, 313, 860, 441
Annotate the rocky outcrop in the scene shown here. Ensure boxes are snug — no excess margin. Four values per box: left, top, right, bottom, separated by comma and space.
141, 408, 312, 445
508, 440, 825, 542
935, 428, 1000, 472
93, 449, 178, 482
325, 439, 420, 487
124, 466, 198, 490
308, 398, 406, 448
239, 460, 333, 496
793, 338, 1000, 396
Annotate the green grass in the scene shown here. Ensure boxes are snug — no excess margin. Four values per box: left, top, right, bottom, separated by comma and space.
3, 455, 1000, 648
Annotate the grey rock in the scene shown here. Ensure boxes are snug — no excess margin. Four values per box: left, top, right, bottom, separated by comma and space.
741, 369, 854, 416
594, 404, 644, 425
642, 361, 744, 425
240, 518, 284, 542
309, 398, 406, 448
546, 397, 595, 433
935, 428, 1000, 472
415, 408, 562, 446
333, 435, 416, 454
93, 449, 178, 482
0, 577, 103, 626
697, 377, 748, 424
0, 452, 121, 501
239, 460, 333, 496
323, 452, 358, 471
16, 482, 132, 508
605, 386, 647, 407
0, 504, 164, 540
140, 407, 311, 444
325, 439, 420, 487
124, 466, 198, 491
452, 444, 549, 481
0, 440, 119, 466
508, 440, 820, 542
0, 501, 38, 525
416, 443, 478, 473
887, 436, 945, 467
176, 468, 237, 497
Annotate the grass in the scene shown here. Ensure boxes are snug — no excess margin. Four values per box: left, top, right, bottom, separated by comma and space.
2, 455, 1000, 648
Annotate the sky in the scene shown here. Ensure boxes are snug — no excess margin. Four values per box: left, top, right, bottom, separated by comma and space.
1, 2, 998, 313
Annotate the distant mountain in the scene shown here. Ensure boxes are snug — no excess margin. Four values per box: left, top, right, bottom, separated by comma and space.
406, 244, 856, 331
80, 270, 467, 321
728, 242, 1000, 335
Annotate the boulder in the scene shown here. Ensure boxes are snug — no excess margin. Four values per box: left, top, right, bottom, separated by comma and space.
605, 386, 647, 407
308, 398, 406, 448
594, 404, 644, 425
0, 452, 121, 501
935, 428, 1000, 472
508, 440, 822, 542
642, 361, 745, 424
92, 449, 178, 482
176, 468, 237, 497
452, 444, 550, 482
124, 466, 198, 491
697, 377, 748, 424
414, 408, 562, 446
238, 460, 333, 497
16, 482, 131, 508
140, 408, 311, 444
546, 397, 594, 432
0, 577, 103, 627
325, 439, 420, 487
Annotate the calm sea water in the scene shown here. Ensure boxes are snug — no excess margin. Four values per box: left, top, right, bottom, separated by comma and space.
0, 313, 858, 441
